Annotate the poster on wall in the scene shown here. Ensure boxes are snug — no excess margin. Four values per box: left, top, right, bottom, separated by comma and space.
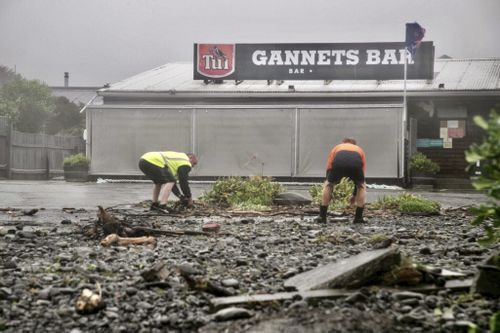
439, 120, 466, 140
194, 42, 435, 81
443, 138, 453, 149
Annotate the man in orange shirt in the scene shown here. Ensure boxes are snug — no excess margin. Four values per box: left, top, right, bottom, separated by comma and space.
314, 138, 367, 223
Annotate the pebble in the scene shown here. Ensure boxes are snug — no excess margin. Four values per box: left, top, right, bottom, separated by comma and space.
0, 207, 494, 333
214, 307, 253, 321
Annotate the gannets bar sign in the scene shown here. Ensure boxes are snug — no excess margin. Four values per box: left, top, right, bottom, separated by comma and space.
194, 42, 434, 81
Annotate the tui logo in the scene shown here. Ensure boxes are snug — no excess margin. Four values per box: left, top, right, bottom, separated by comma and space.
197, 44, 235, 78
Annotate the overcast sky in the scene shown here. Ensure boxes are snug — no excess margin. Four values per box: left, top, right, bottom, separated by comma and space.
1, 0, 499, 86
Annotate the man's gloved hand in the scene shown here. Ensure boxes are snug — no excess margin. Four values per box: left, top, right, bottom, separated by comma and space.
180, 196, 194, 208
185, 197, 194, 208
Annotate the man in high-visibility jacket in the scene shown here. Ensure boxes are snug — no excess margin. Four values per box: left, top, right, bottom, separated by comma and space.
314, 138, 367, 223
138, 151, 198, 211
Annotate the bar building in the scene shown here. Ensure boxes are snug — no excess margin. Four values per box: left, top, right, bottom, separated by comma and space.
85, 43, 500, 186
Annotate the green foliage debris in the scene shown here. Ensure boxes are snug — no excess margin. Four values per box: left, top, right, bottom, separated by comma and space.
491, 311, 500, 333
466, 109, 500, 244
201, 176, 283, 209
309, 177, 355, 211
370, 192, 440, 214
381, 256, 422, 286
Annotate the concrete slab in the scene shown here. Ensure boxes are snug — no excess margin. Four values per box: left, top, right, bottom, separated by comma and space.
284, 247, 401, 291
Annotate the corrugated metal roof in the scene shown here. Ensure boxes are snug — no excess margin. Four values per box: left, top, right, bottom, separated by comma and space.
51, 86, 100, 104
101, 58, 500, 96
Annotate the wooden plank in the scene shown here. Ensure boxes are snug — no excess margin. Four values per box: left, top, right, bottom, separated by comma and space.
403, 279, 473, 293
284, 247, 401, 291
211, 280, 473, 311
210, 289, 352, 310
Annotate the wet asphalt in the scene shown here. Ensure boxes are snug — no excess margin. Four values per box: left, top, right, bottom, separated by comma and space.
0, 179, 488, 209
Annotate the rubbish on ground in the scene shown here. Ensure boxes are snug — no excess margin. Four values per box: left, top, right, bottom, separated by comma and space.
100, 234, 157, 248
75, 284, 105, 314
141, 261, 170, 282
21, 208, 39, 216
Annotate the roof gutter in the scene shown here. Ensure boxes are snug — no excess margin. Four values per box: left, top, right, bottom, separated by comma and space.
98, 90, 500, 99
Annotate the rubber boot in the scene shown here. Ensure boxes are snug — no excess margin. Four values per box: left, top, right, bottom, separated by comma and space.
313, 205, 328, 223
353, 206, 365, 224
150, 202, 159, 210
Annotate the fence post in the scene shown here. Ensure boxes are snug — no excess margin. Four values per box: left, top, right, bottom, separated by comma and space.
6, 122, 12, 179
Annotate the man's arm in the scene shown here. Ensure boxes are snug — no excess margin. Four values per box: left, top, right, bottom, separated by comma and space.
177, 165, 192, 198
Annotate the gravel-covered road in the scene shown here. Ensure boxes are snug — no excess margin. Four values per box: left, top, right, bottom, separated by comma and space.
0, 203, 498, 333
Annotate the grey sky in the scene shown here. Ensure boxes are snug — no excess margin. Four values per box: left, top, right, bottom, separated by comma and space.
1, 0, 499, 86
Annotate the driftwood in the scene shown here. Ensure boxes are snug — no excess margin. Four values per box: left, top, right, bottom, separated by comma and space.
179, 265, 233, 297
210, 279, 473, 311
100, 234, 157, 248
88, 206, 211, 240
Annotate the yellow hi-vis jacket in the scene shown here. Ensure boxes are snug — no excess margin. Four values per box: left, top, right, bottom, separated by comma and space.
141, 151, 192, 179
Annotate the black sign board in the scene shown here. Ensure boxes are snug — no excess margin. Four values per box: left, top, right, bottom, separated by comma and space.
194, 42, 434, 81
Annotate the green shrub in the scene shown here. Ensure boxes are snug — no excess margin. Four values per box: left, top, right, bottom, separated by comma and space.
466, 109, 500, 244
410, 152, 440, 174
200, 176, 282, 208
371, 192, 440, 214
309, 177, 355, 211
491, 311, 500, 333
63, 153, 90, 169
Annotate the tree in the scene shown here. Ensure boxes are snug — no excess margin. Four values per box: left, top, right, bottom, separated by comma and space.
46, 96, 85, 135
0, 66, 21, 87
466, 108, 500, 244
0, 78, 55, 133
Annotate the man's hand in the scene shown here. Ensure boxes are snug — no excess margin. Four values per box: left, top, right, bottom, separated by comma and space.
185, 198, 194, 208
180, 196, 194, 208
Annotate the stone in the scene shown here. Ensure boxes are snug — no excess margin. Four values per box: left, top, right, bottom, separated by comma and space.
392, 291, 425, 301
214, 307, 253, 321
38, 286, 53, 300
272, 192, 312, 206
284, 247, 401, 291
61, 219, 72, 225
282, 268, 299, 279
419, 247, 432, 255
202, 223, 220, 233
472, 252, 500, 297
0, 287, 12, 300
221, 278, 239, 288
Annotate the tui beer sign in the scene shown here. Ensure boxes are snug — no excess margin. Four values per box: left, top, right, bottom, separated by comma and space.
194, 42, 434, 81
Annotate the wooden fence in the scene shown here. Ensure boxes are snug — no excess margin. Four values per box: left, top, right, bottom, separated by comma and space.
0, 117, 85, 179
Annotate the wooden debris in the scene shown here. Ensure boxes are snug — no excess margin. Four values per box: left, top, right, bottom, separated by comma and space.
21, 208, 39, 216
100, 234, 157, 248
211, 280, 474, 310
98, 206, 126, 236
141, 261, 170, 282
179, 268, 233, 297
417, 264, 466, 278
211, 289, 352, 310
404, 278, 473, 293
